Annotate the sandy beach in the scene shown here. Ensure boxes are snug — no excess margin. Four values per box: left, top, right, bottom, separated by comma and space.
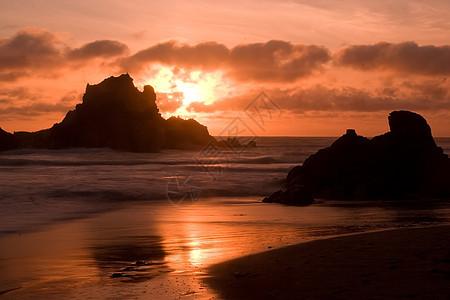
1, 197, 448, 299
0, 197, 449, 299
205, 225, 450, 299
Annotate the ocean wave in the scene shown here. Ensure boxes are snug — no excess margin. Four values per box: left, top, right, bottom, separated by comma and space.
0, 157, 294, 167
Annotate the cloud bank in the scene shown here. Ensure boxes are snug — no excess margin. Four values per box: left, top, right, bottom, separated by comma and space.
335, 42, 450, 75
1, 28, 450, 123
120, 40, 331, 82
0, 28, 129, 80
187, 79, 450, 114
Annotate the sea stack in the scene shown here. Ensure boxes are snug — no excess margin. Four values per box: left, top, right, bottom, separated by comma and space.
1, 74, 215, 152
264, 110, 450, 203
49, 74, 165, 152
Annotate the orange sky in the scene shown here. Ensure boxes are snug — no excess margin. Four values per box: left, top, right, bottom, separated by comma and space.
1, 0, 450, 136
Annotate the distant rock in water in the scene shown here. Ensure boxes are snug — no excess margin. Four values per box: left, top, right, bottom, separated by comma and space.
262, 187, 314, 206
2, 74, 215, 152
0, 127, 18, 151
164, 116, 213, 149
264, 111, 450, 203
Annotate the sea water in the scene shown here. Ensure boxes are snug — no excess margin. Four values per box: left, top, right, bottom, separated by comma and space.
0, 137, 449, 235
1, 137, 450, 298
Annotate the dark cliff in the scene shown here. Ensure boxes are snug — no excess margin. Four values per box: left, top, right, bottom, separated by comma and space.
1, 74, 215, 152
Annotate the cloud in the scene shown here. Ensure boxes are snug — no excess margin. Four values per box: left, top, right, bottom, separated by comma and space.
0, 101, 73, 117
2, 28, 450, 121
155, 92, 184, 113
335, 41, 450, 75
0, 88, 78, 117
0, 87, 42, 108
68, 40, 129, 60
0, 71, 29, 81
0, 87, 39, 100
229, 40, 330, 82
0, 28, 129, 81
120, 41, 229, 71
120, 40, 330, 82
0, 28, 64, 70
187, 81, 450, 114
3, 28, 449, 86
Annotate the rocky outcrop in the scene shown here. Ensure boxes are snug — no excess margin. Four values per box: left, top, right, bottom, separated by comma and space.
262, 187, 314, 206
163, 116, 213, 149
1, 74, 215, 152
0, 127, 18, 151
49, 74, 166, 152
264, 111, 450, 203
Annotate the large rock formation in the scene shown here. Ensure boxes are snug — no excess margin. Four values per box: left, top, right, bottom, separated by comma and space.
49, 74, 166, 152
264, 111, 450, 203
1, 74, 215, 152
0, 127, 18, 151
163, 116, 213, 149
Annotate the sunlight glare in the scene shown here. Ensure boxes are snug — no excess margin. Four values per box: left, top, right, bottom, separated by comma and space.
140, 65, 230, 118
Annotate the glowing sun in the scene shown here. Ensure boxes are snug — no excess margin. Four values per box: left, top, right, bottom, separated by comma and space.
141, 65, 230, 118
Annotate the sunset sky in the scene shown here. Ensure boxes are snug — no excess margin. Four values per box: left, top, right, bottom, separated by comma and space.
1, 0, 450, 136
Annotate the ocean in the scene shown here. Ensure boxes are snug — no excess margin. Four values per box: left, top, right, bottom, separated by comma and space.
1, 137, 450, 235
1, 136, 450, 298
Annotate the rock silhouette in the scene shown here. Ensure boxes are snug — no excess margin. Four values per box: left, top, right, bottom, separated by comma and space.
0, 127, 18, 151
264, 111, 450, 203
163, 116, 213, 149
1, 74, 215, 152
262, 187, 314, 206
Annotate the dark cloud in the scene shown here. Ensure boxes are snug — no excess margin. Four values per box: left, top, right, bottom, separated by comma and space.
187, 82, 450, 114
3, 28, 449, 85
229, 40, 330, 81
68, 40, 129, 60
0, 28, 64, 70
121, 41, 229, 72
0, 87, 36, 98
335, 42, 450, 75
0, 89, 78, 117
401, 79, 449, 100
120, 40, 330, 82
0, 28, 129, 81
0, 71, 28, 81
0, 101, 72, 117
0, 87, 41, 106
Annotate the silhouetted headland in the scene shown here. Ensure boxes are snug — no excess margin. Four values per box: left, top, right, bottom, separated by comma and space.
1, 74, 215, 152
264, 110, 450, 204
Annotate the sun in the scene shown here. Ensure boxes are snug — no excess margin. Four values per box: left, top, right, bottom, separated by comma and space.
174, 79, 207, 106
141, 65, 230, 118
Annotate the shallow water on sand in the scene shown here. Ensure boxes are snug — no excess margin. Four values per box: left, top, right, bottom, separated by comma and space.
1, 197, 449, 299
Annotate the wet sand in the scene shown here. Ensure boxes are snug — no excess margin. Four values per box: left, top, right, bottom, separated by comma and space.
1, 198, 449, 299
205, 225, 450, 299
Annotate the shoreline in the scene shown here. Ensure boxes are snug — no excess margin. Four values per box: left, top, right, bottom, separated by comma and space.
205, 225, 450, 299
3, 196, 449, 238
1, 198, 449, 299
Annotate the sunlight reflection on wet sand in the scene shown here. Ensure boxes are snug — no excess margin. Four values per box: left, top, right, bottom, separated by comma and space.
1, 197, 449, 299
